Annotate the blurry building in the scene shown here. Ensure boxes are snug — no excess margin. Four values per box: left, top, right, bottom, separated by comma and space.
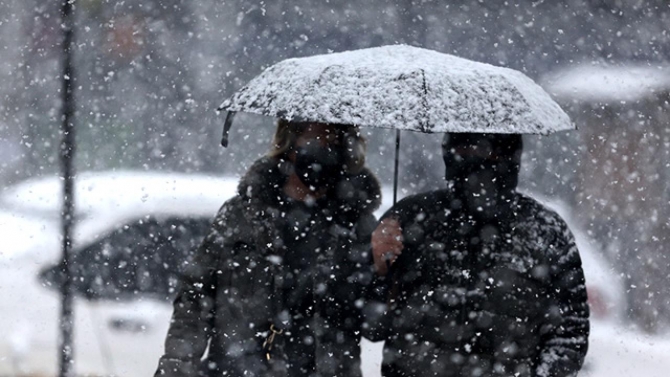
545, 65, 670, 332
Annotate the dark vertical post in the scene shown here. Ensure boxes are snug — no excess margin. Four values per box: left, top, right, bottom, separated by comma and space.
59, 0, 76, 376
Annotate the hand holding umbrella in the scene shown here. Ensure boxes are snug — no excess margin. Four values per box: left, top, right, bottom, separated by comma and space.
371, 217, 403, 276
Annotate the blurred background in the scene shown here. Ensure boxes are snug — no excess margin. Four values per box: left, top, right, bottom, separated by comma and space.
1, 1, 669, 376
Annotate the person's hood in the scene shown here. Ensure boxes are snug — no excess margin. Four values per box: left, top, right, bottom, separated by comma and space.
441, 133, 523, 219
237, 156, 382, 216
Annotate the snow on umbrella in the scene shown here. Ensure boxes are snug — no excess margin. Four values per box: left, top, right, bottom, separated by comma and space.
217, 45, 573, 205
217, 44, 573, 146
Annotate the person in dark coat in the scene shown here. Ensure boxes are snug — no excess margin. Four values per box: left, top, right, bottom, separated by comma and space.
365, 133, 589, 377
155, 120, 381, 377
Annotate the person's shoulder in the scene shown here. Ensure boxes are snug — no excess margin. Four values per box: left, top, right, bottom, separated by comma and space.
211, 195, 246, 225
384, 189, 451, 220
397, 189, 451, 207
516, 193, 565, 220
514, 193, 573, 240
337, 166, 383, 215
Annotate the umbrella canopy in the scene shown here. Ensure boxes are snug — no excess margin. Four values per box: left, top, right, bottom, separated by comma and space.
218, 45, 572, 136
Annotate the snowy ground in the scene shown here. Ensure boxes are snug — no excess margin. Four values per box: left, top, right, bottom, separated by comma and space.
2, 276, 670, 377
578, 322, 670, 377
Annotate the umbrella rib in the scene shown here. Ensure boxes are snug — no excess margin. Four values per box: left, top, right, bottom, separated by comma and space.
499, 74, 535, 131
420, 69, 429, 133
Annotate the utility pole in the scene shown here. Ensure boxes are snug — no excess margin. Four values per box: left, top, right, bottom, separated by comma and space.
58, 0, 76, 376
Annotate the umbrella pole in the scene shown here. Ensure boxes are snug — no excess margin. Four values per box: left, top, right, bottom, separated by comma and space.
393, 129, 400, 205
386, 129, 401, 275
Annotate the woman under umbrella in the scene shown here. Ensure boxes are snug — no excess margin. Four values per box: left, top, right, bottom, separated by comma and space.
155, 120, 381, 377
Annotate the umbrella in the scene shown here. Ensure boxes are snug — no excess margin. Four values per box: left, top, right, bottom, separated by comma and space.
217, 45, 573, 202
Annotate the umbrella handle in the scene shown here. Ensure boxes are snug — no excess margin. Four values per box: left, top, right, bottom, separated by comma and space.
220, 111, 236, 147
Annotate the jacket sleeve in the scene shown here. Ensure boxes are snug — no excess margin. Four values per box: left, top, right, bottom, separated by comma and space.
535, 220, 590, 377
351, 210, 388, 342
361, 270, 392, 342
361, 205, 408, 342
154, 204, 230, 376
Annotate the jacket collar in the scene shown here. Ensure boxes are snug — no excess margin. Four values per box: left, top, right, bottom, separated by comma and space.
237, 156, 382, 216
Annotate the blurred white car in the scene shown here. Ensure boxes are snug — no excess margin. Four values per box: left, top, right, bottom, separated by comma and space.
0, 171, 238, 377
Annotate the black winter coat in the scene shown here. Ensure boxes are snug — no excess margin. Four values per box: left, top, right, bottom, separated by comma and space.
155, 157, 381, 377
364, 189, 589, 377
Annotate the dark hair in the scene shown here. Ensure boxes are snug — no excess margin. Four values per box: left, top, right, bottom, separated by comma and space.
268, 119, 367, 174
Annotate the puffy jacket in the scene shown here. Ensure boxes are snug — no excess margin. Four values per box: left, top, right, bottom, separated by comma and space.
364, 189, 589, 377
155, 157, 381, 377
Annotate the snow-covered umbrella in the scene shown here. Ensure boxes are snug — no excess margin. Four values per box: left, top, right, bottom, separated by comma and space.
217, 45, 573, 202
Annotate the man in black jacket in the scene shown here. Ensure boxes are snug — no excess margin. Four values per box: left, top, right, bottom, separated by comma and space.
365, 133, 589, 377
